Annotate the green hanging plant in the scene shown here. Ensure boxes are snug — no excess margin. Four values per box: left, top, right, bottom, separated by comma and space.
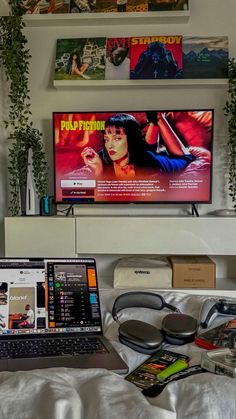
0, 1, 48, 215
224, 57, 236, 209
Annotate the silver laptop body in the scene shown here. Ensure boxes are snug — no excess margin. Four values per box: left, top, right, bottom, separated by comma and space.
0, 258, 128, 374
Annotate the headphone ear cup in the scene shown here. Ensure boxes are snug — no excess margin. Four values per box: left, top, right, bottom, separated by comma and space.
161, 313, 198, 345
163, 334, 190, 345
118, 320, 164, 354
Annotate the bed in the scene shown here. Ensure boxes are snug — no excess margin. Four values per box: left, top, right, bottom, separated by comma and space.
0, 289, 235, 419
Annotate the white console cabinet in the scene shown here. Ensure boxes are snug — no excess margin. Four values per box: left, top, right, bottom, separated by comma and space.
75, 216, 235, 255
5, 215, 236, 256
4, 216, 76, 258
4, 216, 236, 296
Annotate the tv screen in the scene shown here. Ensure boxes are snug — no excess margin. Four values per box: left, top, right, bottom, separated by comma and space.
53, 110, 213, 204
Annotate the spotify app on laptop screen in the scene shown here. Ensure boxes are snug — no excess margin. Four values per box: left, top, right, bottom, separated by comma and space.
0, 259, 102, 336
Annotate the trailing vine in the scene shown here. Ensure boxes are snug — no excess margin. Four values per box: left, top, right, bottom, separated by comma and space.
224, 57, 236, 209
0, 1, 48, 215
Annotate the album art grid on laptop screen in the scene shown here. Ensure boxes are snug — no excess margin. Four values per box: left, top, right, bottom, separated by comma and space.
0, 259, 102, 336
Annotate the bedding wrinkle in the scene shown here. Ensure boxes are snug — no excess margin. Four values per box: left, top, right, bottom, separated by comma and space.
71, 370, 169, 419
148, 367, 236, 419
0, 367, 177, 419
0, 368, 85, 419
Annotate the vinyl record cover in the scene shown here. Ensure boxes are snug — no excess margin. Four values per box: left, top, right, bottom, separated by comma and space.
54, 38, 106, 81
183, 36, 229, 79
148, 0, 189, 11
105, 37, 130, 80
19, 0, 70, 13
130, 35, 183, 79
69, 0, 96, 13
95, 0, 148, 13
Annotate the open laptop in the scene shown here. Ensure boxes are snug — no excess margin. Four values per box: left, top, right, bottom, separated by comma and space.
0, 258, 128, 374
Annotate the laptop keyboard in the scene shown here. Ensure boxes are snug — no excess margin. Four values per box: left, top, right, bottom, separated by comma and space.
0, 337, 108, 359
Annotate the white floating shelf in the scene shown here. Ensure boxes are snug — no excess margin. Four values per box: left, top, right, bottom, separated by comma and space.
22, 11, 190, 27
53, 78, 228, 89
99, 277, 236, 298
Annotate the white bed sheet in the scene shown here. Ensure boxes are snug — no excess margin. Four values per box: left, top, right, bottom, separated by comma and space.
0, 289, 235, 419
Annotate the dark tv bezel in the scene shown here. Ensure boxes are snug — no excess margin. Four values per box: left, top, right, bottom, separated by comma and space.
53, 109, 214, 206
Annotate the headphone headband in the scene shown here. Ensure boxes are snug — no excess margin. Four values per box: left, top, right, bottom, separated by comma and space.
112, 291, 179, 321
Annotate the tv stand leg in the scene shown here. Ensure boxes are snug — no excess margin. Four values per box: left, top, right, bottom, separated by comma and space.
65, 204, 74, 217
191, 204, 199, 217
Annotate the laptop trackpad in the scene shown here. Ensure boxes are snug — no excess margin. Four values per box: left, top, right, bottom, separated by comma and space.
0, 359, 8, 371
4, 353, 127, 372
5, 356, 83, 372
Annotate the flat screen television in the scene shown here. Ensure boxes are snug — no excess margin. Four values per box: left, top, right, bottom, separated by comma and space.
53, 110, 214, 204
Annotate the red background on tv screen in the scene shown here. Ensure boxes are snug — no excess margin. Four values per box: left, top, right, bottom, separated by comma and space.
53, 110, 213, 204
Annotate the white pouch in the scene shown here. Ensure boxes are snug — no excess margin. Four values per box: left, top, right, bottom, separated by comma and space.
114, 256, 172, 289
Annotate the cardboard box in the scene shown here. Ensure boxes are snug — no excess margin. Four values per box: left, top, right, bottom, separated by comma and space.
169, 256, 216, 289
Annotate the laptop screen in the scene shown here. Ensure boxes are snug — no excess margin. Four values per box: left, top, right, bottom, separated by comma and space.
0, 258, 102, 337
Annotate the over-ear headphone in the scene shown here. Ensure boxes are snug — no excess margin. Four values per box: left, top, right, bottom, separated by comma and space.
112, 292, 198, 354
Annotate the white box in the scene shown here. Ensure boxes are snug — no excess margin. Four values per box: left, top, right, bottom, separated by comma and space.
113, 257, 172, 289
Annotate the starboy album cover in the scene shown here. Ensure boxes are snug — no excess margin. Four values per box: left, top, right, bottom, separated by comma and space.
130, 35, 183, 79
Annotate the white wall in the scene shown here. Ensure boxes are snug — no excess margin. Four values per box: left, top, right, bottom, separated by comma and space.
0, 0, 236, 255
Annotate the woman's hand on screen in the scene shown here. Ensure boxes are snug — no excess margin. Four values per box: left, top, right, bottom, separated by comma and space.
81, 147, 103, 177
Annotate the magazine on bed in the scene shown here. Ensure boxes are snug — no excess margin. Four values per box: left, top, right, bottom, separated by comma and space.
125, 349, 189, 390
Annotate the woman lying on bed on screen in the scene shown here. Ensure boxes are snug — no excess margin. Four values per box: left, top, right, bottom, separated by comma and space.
75, 112, 210, 180
144, 110, 212, 176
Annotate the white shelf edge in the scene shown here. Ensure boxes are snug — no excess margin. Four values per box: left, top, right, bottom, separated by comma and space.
53, 78, 228, 89
99, 277, 236, 297
22, 11, 190, 27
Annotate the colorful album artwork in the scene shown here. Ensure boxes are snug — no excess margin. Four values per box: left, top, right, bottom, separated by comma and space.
69, 0, 96, 13
148, 0, 189, 11
183, 36, 229, 79
54, 38, 106, 81
19, 0, 189, 13
105, 37, 130, 80
130, 35, 182, 79
95, 0, 148, 13
19, 0, 70, 13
